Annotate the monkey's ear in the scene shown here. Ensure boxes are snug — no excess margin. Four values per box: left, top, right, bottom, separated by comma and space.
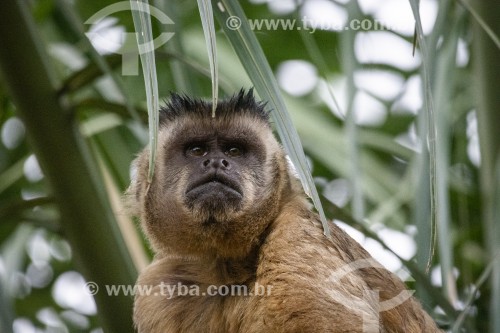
129, 158, 139, 186
124, 155, 147, 216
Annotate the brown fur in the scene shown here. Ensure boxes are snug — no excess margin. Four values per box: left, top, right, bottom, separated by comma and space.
127, 91, 442, 333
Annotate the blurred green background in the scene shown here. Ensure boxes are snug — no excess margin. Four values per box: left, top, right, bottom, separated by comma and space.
0, 0, 499, 332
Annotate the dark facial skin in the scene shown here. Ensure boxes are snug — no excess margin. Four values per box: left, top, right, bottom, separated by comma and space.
164, 126, 267, 225
184, 138, 245, 211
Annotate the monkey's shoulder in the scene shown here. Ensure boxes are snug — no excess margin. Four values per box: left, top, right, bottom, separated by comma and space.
252, 204, 443, 333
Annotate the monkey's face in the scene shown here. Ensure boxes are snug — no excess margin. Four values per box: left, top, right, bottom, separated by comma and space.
164, 116, 269, 223
183, 138, 252, 216
129, 91, 292, 258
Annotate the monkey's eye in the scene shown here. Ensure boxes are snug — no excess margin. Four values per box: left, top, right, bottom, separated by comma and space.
225, 146, 243, 157
187, 145, 208, 157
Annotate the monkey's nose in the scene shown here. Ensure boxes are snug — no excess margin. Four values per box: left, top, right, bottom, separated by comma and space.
203, 158, 230, 170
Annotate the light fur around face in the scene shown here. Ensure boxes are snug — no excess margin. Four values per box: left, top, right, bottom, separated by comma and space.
127, 90, 443, 333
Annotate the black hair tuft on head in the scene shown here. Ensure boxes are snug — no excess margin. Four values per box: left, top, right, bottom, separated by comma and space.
159, 88, 269, 124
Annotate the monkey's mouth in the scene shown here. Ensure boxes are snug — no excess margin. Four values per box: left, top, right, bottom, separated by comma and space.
186, 173, 243, 199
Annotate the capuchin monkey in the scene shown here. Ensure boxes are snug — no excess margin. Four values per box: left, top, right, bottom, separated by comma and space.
127, 90, 442, 333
